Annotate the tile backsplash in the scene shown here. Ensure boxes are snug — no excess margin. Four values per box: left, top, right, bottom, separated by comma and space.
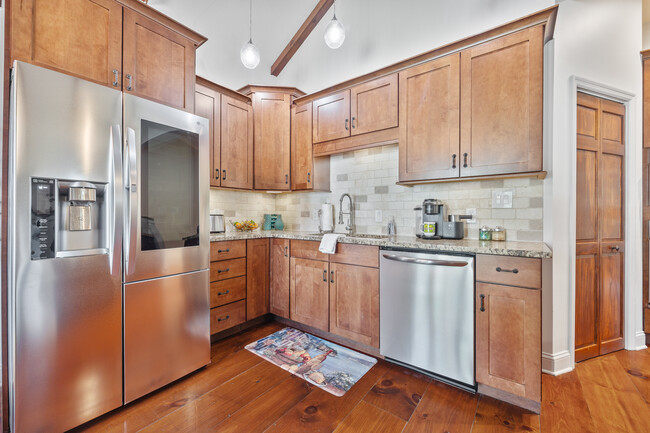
211, 144, 543, 241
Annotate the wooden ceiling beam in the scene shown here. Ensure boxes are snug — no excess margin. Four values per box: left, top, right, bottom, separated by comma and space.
271, 0, 335, 76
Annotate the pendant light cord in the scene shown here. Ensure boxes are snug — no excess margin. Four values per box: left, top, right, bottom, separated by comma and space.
333, 0, 336, 19
249, 0, 253, 43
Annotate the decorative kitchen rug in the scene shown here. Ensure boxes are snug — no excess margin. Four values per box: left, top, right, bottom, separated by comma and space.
245, 327, 377, 397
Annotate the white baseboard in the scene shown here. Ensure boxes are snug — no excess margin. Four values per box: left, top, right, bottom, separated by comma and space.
634, 331, 648, 351
541, 350, 573, 376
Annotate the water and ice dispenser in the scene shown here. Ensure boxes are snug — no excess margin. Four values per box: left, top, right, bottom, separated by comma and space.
31, 177, 108, 259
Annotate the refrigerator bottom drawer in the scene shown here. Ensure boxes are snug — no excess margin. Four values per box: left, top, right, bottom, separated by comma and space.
124, 270, 210, 403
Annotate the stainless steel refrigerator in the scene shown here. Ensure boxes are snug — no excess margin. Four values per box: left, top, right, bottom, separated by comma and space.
7, 61, 210, 433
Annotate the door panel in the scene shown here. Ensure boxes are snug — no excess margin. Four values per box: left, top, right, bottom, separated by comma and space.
290, 258, 329, 330
575, 251, 599, 362
460, 26, 543, 176
600, 153, 624, 240
576, 150, 598, 241
247, 238, 270, 320
291, 103, 314, 190
329, 263, 380, 347
270, 239, 291, 318
350, 74, 398, 136
221, 95, 253, 189
399, 54, 460, 181
124, 270, 210, 403
122, 8, 195, 110
600, 245, 624, 354
11, 0, 123, 87
313, 90, 350, 143
253, 92, 291, 190
195, 89, 220, 187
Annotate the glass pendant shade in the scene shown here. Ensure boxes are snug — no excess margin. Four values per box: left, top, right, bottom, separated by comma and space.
324, 15, 345, 49
240, 40, 260, 69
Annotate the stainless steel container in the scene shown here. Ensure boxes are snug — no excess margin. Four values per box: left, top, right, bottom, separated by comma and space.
210, 210, 225, 233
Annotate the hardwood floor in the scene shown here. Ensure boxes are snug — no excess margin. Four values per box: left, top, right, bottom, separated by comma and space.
70, 321, 650, 433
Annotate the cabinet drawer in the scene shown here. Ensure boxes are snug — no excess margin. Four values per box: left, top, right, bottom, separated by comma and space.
476, 255, 541, 289
210, 276, 246, 308
210, 258, 246, 282
330, 244, 379, 268
210, 240, 246, 261
210, 300, 246, 334
290, 240, 328, 261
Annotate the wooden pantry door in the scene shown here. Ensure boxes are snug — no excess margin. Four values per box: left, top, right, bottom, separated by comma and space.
575, 92, 625, 362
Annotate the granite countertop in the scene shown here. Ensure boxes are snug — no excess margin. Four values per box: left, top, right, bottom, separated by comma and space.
210, 230, 552, 259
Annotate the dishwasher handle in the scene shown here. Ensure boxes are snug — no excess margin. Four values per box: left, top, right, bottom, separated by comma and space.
382, 254, 469, 267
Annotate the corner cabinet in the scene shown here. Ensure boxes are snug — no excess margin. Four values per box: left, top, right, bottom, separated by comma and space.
11, 0, 206, 111
475, 255, 542, 413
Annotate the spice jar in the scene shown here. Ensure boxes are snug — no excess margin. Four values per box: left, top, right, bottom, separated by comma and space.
479, 226, 492, 241
492, 226, 506, 241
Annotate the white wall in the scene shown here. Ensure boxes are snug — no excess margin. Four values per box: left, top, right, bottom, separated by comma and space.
544, 0, 645, 374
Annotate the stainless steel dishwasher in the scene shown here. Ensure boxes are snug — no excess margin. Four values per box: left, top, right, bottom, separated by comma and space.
380, 249, 475, 390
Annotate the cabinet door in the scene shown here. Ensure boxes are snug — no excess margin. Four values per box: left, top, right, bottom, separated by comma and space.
290, 258, 329, 331
329, 263, 379, 347
460, 26, 543, 177
247, 239, 270, 320
221, 95, 254, 189
291, 103, 314, 190
476, 282, 541, 402
313, 90, 351, 143
270, 239, 290, 318
11, 0, 123, 87
350, 74, 398, 136
253, 92, 291, 190
195, 89, 221, 187
122, 8, 196, 111
399, 54, 460, 181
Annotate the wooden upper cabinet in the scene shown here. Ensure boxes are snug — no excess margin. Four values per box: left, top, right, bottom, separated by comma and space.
399, 54, 460, 182
476, 282, 541, 403
460, 26, 543, 177
11, 0, 123, 87
291, 102, 314, 190
270, 239, 290, 319
329, 263, 379, 347
221, 95, 254, 189
350, 74, 398, 136
290, 257, 329, 331
194, 88, 221, 187
252, 92, 291, 190
313, 90, 351, 143
122, 8, 196, 111
246, 239, 270, 320
645, 58, 650, 148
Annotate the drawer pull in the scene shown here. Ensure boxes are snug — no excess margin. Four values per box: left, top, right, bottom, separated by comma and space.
284, 246, 288, 257
610, 246, 620, 251
463, 152, 468, 168
217, 268, 230, 273
330, 270, 335, 284
112, 69, 119, 87
496, 266, 518, 274
217, 248, 230, 253
217, 290, 230, 296
480, 294, 485, 312
452, 154, 457, 169
323, 270, 327, 282
217, 315, 230, 322
125, 74, 133, 91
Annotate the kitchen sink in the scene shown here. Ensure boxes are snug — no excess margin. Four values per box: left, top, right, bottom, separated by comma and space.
306, 233, 389, 239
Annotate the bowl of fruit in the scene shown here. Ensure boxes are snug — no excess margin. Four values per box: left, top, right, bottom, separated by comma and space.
232, 219, 259, 232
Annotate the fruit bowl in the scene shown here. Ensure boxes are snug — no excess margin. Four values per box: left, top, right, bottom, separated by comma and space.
232, 220, 259, 231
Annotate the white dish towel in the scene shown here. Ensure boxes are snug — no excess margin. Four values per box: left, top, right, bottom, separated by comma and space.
319, 233, 345, 254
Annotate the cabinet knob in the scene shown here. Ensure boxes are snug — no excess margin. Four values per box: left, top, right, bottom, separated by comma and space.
125, 74, 133, 91
112, 69, 119, 87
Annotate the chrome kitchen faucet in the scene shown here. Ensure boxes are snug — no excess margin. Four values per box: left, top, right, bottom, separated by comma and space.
338, 193, 355, 235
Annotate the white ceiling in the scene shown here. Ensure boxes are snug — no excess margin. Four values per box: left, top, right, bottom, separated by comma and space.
149, 0, 556, 94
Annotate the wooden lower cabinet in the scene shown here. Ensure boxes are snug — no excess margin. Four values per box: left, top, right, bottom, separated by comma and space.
476, 282, 541, 406
329, 263, 379, 347
290, 257, 329, 331
270, 239, 290, 318
246, 239, 270, 320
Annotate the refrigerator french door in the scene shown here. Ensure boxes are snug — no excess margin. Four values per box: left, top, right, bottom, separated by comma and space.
8, 62, 123, 433
122, 94, 211, 403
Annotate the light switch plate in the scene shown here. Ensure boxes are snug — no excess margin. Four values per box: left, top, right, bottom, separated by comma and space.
492, 190, 513, 209
465, 208, 477, 224
375, 210, 383, 223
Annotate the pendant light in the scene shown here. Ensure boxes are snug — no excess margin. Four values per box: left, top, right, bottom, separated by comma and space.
240, 0, 260, 69
324, 0, 345, 49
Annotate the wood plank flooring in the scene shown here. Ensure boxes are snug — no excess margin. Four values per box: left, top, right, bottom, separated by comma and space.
70, 321, 650, 433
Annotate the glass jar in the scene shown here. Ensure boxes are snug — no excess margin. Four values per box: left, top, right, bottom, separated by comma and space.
479, 226, 492, 241
492, 226, 506, 241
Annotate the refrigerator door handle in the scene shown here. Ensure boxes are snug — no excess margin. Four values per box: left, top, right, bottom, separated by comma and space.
109, 124, 122, 276
125, 127, 138, 275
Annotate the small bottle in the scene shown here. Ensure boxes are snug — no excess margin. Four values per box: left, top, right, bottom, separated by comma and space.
492, 226, 506, 241
387, 217, 396, 236
479, 226, 492, 241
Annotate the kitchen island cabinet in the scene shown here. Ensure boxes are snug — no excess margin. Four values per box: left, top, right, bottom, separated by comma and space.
11, 0, 206, 111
